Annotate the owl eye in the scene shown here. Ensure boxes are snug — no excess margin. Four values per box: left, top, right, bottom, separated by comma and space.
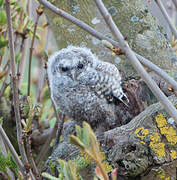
61, 67, 69, 72
77, 63, 84, 69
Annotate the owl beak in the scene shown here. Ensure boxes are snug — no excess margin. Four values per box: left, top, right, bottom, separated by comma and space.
68, 71, 76, 81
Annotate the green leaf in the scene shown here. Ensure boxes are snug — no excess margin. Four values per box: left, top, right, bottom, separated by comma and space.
0, 39, 8, 49
41, 172, 59, 180
69, 135, 85, 149
10, 0, 17, 5
0, 0, 4, 7
15, 52, 22, 63
0, 10, 6, 26
15, 6, 22, 13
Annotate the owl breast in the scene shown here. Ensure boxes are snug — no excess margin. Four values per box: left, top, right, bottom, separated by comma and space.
51, 76, 117, 128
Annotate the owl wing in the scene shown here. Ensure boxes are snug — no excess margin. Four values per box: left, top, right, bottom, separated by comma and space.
92, 61, 129, 106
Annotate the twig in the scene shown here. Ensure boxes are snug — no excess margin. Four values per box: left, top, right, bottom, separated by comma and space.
0, 125, 26, 177
37, 0, 177, 92
27, 10, 40, 96
0, 171, 8, 180
5, 1, 35, 179
155, 0, 177, 39
0, 60, 9, 79
94, 0, 177, 122
17, 36, 28, 89
134, 53, 177, 91
0, 64, 9, 101
172, 0, 177, 11
26, 136, 40, 178
53, 113, 65, 149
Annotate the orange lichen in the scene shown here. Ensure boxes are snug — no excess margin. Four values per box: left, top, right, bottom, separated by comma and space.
134, 127, 149, 140
155, 114, 177, 145
170, 150, 177, 160
149, 132, 165, 158
155, 114, 167, 128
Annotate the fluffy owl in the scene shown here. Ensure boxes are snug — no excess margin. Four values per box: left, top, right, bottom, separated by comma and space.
47, 46, 129, 129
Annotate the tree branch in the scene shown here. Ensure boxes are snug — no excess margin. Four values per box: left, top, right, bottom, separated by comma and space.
27, 10, 40, 96
155, 0, 177, 39
37, 0, 177, 92
5, 1, 35, 179
0, 125, 25, 177
93, 0, 177, 122
172, 0, 177, 10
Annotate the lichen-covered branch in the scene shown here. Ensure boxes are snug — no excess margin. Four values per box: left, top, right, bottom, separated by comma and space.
105, 95, 177, 179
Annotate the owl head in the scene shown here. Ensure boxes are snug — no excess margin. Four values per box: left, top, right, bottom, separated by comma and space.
47, 46, 97, 81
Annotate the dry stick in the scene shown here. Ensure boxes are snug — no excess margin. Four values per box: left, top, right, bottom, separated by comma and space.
155, 0, 177, 39
172, 0, 177, 10
27, 13, 40, 96
5, 1, 35, 179
0, 125, 26, 177
37, 0, 177, 92
132, 53, 177, 91
0, 64, 9, 101
26, 136, 39, 177
94, 0, 177, 121
54, 113, 65, 149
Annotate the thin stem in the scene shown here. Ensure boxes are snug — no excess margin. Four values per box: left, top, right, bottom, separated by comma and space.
27, 13, 40, 96
5, 0, 28, 164
26, 136, 39, 178
5, 1, 35, 179
54, 113, 64, 149
17, 36, 28, 89
155, 0, 177, 39
135, 53, 177, 91
94, 0, 177, 122
172, 0, 177, 10
0, 125, 26, 176
0, 64, 9, 101
37, 0, 177, 92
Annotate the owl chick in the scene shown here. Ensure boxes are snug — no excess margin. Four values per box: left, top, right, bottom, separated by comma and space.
47, 46, 129, 129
